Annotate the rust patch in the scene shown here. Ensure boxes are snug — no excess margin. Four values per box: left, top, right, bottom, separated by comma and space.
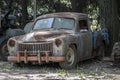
34, 34, 46, 41
34, 32, 69, 41
8, 54, 65, 63
55, 39, 62, 47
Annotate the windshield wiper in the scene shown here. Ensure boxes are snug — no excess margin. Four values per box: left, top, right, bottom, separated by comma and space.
40, 28, 51, 30
33, 28, 52, 31
57, 28, 70, 30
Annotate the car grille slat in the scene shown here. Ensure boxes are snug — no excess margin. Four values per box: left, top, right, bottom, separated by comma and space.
18, 42, 53, 54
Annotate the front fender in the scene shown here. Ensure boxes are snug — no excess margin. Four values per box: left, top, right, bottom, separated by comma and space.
52, 35, 77, 56
63, 35, 77, 53
0, 36, 9, 45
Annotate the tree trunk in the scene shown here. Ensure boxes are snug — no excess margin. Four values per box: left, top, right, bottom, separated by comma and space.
71, 0, 87, 12
98, 0, 120, 56
21, 0, 28, 27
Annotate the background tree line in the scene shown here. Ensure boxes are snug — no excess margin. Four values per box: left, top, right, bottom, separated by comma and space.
0, 0, 120, 55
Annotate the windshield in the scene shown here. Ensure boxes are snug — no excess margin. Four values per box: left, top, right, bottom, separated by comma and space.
33, 18, 75, 30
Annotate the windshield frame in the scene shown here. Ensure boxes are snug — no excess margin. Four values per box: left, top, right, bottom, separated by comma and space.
32, 17, 75, 31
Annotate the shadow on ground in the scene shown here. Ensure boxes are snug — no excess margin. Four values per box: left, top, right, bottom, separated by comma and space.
0, 58, 120, 80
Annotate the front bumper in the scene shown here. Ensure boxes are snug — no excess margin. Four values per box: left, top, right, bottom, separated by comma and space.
8, 52, 65, 63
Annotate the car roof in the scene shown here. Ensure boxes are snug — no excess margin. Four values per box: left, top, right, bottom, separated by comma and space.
36, 12, 88, 20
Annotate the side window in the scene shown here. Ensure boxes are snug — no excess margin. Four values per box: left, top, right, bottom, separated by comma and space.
79, 20, 88, 30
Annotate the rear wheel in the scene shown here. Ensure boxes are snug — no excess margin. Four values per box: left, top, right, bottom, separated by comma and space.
97, 44, 105, 60
59, 45, 77, 69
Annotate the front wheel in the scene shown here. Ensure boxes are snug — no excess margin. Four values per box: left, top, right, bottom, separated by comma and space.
59, 45, 77, 69
0, 41, 9, 61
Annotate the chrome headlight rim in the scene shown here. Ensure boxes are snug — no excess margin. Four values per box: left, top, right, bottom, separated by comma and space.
7, 39, 16, 47
55, 38, 63, 47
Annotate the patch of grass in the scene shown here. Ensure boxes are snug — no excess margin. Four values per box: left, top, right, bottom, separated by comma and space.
77, 66, 88, 79
56, 69, 66, 74
0, 63, 13, 70
42, 67, 50, 73
79, 72, 86, 78
56, 69, 68, 75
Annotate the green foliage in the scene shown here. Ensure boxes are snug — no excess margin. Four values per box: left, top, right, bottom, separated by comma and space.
27, 0, 72, 16
86, 4, 99, 19
0, 0, 7, 10
84, 1, 100, 31
60, 0, 72, 8
1, 0, 99, 29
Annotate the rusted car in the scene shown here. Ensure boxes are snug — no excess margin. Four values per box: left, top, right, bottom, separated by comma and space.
7, 12, 109, 69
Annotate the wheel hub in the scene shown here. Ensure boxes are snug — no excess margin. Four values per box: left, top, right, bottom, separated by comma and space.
66, 48, 74, 64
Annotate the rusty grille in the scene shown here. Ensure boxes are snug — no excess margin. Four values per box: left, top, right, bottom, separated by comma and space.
18, 42, 53, 54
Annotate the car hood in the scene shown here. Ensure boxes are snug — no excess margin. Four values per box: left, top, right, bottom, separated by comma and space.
13, 30, 73, 43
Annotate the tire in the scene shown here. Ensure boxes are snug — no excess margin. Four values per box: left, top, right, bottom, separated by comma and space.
0, 41, 9, 61
97, 44, 105, 60
59, 45, 77, 69
111, 42, 120, 65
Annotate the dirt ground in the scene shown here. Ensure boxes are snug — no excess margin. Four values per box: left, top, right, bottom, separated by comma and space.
0, 59, 120, 80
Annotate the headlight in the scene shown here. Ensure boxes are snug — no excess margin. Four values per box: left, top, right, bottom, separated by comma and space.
55, 39, 62, 47
8, 39, 16, 47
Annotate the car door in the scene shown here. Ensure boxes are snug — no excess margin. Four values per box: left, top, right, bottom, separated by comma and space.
78, 19, 93, 59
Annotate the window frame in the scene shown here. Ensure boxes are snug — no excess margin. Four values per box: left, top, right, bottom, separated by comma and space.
78, 19, 88, 30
